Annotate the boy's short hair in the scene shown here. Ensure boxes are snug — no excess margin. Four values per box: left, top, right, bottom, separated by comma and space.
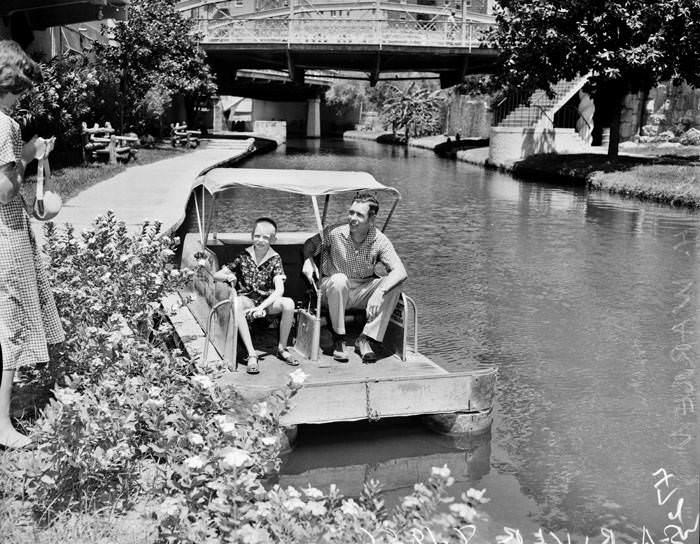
254, 217, 277, 233
352, 192, 379, 217
0, 40, 42, 95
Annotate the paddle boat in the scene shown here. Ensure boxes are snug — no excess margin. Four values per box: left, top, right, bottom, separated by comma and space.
171, 168, 497, 437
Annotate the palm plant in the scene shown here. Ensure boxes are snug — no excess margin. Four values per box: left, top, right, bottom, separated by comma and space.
380, 82, 446, 144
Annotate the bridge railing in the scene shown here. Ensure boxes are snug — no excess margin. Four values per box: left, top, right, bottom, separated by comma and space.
195, 18, 493, 49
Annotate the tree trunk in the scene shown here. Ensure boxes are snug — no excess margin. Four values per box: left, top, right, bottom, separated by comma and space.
405, 123, 410, 146
607, 84, 627, 159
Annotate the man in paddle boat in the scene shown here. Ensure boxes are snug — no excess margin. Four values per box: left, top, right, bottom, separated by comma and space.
302, 192, 407, 363
213, 217, 297, 374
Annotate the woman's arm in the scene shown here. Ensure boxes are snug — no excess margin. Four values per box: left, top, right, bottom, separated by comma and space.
0, 163, 20, 204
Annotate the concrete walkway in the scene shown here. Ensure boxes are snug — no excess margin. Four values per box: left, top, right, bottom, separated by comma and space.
52, 139, 255, 235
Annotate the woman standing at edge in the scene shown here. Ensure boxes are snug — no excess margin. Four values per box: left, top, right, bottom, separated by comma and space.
0, 40, 64, 449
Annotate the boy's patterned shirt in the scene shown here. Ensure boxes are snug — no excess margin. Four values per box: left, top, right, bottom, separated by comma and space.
226, 246, 286, 302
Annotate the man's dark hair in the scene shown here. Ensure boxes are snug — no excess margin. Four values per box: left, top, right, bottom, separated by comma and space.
352, 192, 379, 217
254, 216, 277, 233
0, 40, 42, 95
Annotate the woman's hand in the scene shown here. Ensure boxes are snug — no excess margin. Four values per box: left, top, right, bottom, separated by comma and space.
0, 164, 19, 204
21, 135, 40, 164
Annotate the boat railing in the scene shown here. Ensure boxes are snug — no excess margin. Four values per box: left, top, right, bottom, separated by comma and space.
403, 294, 419, 354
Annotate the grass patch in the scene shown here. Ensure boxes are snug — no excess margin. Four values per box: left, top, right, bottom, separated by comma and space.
20, 146, 194, 204
512, 152, 700, 208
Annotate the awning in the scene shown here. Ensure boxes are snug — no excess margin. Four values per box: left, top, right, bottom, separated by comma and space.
196, 168, 399, 197
0, 1, 129, 29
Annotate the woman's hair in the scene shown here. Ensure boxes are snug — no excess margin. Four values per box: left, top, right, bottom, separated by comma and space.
0, 40, 42, 96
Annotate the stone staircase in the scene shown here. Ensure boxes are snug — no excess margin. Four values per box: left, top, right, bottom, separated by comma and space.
498, 75, 590, 130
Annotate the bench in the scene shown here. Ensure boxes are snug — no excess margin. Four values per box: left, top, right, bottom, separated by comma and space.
81, 122, 138, 164
170, 122, 200, 149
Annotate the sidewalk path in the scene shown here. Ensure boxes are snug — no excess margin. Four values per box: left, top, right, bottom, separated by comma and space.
51, 139, 255, 235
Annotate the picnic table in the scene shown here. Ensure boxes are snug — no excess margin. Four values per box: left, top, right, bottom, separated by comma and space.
171, 122, 200, 149
81, 122, 138, 164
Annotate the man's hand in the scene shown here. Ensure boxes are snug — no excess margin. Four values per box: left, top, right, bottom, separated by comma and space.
366, 289, 384, 320
302, 258, 319, 284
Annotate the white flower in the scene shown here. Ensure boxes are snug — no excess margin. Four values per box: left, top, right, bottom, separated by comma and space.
283, 497, 305, 511
100, 272, 111, 281
289, 368, 308, 386
431, 464, 451, 479
214, 414, 237, 433
302, 486, 323, 499
54, 388, 81, 406
188, 433, 205, 446
285, 487, 301, 499
144, 398, 165, 410
197, 258, 207, 267
340, 499, 363, 517
221, 448, 250, 469
184, 455, 205, 470
191, 375, 214, 389
304, 501, 327, 516
401, 496, 421, 509
148, 386, 162, 398
254, 401, 269, 418
449, 503, 476, 521
465, 488, 488, 503
261, 436, 277, 446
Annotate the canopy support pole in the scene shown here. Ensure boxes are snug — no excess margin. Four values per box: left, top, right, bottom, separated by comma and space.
311, 196, 324, 238
382, 191, 401, 233
321, 195, 330, 226
193, 188, 205, 247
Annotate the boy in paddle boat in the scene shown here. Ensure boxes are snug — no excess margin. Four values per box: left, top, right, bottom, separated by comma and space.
213, 217, 297, 374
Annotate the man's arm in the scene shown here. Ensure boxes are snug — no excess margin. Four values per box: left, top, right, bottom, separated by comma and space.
366, 237, 407, 319
302, 232, 322, 282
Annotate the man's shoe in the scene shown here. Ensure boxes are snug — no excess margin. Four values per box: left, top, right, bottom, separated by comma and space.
355, 334, 378, 364
332, 338, 349, 362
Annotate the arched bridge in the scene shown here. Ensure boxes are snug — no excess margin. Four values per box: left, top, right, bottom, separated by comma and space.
178, 0, 499, 89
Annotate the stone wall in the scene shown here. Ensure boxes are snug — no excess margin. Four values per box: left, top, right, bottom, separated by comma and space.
447, 94, 492, 138
620, 81, 700, 141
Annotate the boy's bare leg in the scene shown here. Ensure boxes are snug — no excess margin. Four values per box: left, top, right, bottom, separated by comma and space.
0, 369, 30, 449
234, 296, 257, 357
267, 297, 295, 351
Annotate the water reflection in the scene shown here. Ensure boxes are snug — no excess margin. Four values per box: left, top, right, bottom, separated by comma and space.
236, 139, 700, 538
271, 419, 491, 508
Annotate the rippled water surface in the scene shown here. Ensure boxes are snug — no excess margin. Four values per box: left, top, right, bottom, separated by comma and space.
219, 139, 699, 539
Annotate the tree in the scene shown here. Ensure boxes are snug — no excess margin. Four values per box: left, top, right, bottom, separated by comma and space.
93, 0, 217, 133
14, 53, 106, 162
489, 0, 700, 157
379, 82, 446, 144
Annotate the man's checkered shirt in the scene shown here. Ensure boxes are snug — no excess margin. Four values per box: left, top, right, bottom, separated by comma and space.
312, 223, 402, 280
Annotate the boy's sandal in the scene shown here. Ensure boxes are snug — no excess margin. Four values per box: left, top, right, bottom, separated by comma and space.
277, 348, 299, 366
246, 355, 260, 375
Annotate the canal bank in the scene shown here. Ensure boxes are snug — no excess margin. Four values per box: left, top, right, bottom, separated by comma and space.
344, 130, 700, 208
48, 137, 273, 237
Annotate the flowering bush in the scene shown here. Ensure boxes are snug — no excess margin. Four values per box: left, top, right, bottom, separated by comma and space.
4, 213, 490, 540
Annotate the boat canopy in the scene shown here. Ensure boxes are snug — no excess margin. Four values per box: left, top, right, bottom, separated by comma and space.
194, 168, 398, 197
188, 168, 401, 245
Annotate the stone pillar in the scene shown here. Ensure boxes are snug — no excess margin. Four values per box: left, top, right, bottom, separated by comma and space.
306, 97, 321, 138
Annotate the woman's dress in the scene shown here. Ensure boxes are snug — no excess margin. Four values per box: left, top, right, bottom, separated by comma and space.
0, 110, 64, 370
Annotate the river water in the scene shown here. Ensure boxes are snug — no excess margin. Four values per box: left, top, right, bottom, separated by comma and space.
221, 138, 699, 541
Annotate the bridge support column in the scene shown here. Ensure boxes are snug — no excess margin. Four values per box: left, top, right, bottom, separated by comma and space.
306, 97, 321, 138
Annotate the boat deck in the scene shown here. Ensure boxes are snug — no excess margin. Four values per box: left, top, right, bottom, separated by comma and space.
165, 292, 496, 428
